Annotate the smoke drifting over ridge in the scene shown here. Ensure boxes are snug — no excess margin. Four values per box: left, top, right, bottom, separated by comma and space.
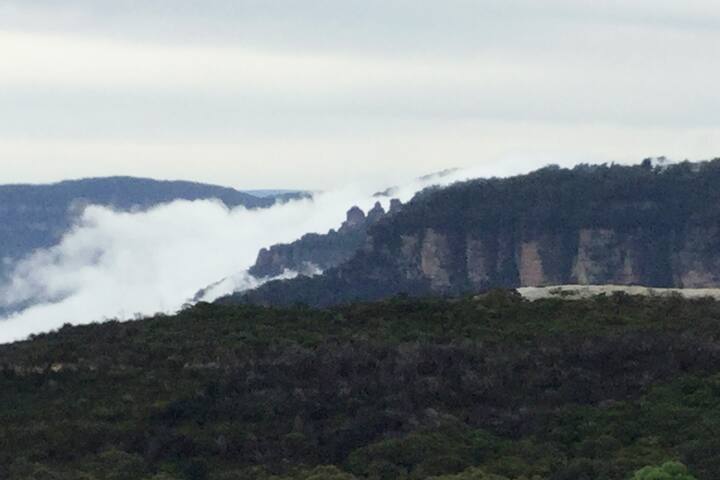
0, 160, 580, 344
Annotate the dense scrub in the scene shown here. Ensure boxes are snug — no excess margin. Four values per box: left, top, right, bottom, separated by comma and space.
1, 292, 719, 479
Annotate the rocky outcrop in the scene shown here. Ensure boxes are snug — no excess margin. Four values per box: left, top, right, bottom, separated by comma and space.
341, 206, 366, 230
366, 202, 386, 224
389, 199, 403, 214
250, 200, 402, 278
250, 228, 363, 279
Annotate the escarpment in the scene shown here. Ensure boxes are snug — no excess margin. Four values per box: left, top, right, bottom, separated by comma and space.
225, 160, 720, 307
354, 225, 702, 294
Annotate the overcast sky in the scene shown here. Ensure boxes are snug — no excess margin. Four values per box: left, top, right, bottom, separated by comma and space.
1, 1, 719, 190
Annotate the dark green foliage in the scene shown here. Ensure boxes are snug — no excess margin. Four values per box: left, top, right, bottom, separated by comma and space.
1, 292, 719, 478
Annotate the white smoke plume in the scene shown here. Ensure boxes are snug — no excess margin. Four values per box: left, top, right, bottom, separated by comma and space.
0, 160, 577, 344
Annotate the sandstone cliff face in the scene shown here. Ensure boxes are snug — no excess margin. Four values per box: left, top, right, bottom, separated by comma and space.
389, 230, 563, 291
398, 234, 422, 281
373, 225, 720, 292
517, 241, 546, 287
395, 230, 454, 289
571, 229, 642, 285
465, 236, 490, 289
420, 229, 452, 289
672, 226, 720, 288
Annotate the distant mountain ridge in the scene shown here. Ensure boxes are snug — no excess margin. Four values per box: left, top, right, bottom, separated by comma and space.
0, 176, 291, 282
222, 159, 720, 307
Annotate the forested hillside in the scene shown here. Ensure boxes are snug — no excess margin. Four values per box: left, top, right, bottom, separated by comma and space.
1, 292, 719, 479
229, 160, 720, 307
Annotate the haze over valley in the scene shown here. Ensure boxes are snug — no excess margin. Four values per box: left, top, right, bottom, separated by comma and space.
0, 166, 497, 343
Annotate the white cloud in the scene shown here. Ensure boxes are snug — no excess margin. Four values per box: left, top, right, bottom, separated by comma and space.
0, 163, 584, 344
